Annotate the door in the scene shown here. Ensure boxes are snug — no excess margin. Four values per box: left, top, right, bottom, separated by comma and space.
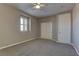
41, 22, 52, 39
57, 13, 71, 44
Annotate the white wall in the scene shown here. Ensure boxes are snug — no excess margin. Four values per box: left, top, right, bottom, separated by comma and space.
72, 4, 79, 52
0, 4, 38, 48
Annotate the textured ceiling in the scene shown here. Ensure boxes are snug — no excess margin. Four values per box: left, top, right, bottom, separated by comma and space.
8, 3, 74, 18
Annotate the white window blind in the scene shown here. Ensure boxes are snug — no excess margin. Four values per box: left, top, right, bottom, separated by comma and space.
20, 16, 31, 32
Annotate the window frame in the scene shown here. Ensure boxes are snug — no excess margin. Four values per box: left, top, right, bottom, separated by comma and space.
20, 15, 31, 32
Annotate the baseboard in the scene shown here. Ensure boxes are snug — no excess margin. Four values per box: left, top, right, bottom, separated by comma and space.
0, 38, 36, 50
56, 41, 79, 55
56, 41, 72, 45
71, 44, 79, 55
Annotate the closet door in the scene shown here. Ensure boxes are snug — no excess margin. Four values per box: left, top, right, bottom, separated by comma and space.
57, 13, 71, 44
41, 22, 52, 39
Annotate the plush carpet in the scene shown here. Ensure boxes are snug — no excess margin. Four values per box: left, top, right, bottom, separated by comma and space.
0, 39, 78, 56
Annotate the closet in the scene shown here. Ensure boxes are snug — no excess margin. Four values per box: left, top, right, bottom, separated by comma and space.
41, 22, 53, 39
57, 13, 71, 44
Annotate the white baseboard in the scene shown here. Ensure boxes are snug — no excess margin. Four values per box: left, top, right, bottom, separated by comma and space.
0, 38, 36, 50
56, 41, 72, 45
71, 44, 79, 55
56, 41, 79, 55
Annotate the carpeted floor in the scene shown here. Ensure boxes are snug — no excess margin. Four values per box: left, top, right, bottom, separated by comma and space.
0, 39, 78, 56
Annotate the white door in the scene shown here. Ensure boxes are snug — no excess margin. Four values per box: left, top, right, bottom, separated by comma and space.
57, 13, 71, 44
41, 22, 52, 39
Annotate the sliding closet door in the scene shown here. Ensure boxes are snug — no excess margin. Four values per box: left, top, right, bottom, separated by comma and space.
57, 13, 71, 44
41, 22, 52, 39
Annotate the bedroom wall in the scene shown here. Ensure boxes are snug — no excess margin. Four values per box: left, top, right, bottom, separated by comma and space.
0, 4, 39, 48
72, 4, 79, 53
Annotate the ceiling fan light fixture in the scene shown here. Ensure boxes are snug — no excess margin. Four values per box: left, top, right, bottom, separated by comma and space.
33, 3, 45, 9
34, 5, 40, 9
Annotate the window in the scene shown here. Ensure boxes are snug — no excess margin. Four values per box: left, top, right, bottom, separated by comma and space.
20, 16, 31, 32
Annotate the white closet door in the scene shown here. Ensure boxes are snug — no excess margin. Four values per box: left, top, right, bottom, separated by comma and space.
57, 13, 71, 44
41, 22, 52, 39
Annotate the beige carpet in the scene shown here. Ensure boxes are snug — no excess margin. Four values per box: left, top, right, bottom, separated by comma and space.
0, 39, 78, 56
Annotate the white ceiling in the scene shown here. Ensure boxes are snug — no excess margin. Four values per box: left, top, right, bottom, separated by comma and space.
8, 3, 74, 18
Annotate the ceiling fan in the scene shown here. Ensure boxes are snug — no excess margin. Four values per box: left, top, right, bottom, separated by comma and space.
32, 3, 46, 9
